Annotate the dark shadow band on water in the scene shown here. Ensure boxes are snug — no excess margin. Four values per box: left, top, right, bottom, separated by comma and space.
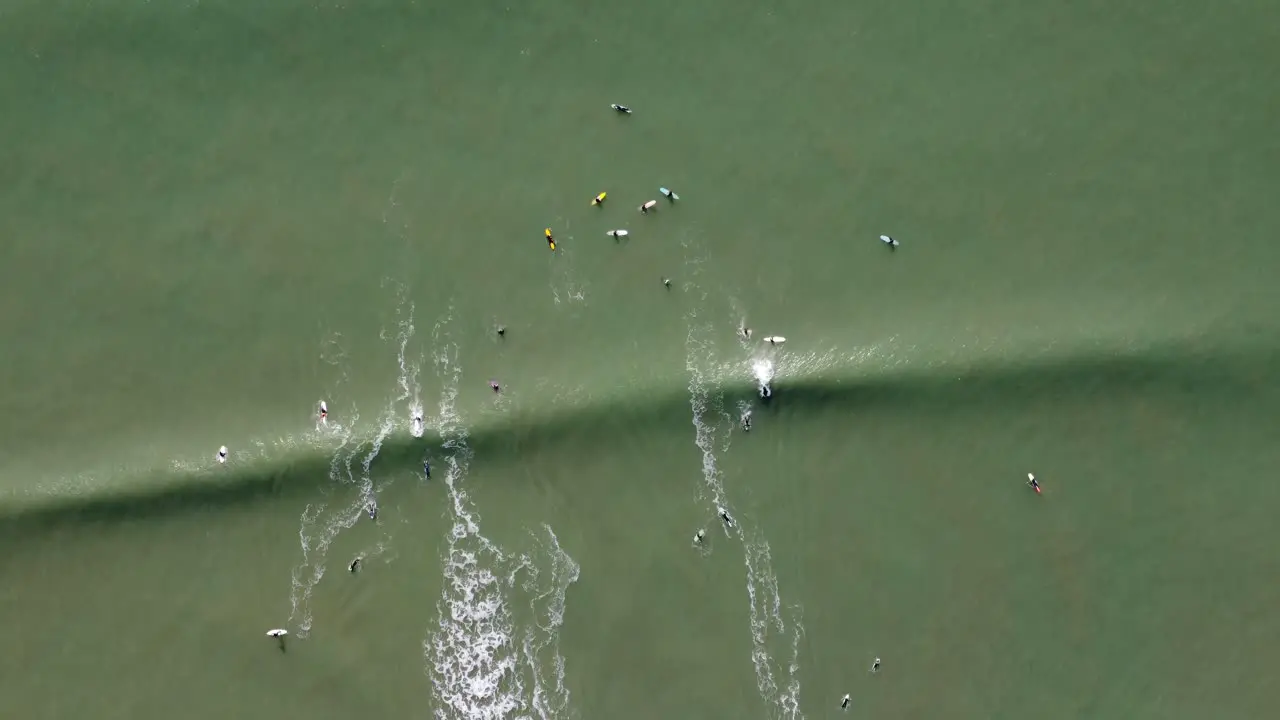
2, 337, 1277, 536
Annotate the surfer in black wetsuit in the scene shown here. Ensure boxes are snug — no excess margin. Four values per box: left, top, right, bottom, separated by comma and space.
349, 557, 361, 573
367, 501, 377, 521
423, 460, 431, 479
719, 509, 734, 528
741, 411, 752, 432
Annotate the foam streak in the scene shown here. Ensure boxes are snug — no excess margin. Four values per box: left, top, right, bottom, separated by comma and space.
681, 255, 805, 719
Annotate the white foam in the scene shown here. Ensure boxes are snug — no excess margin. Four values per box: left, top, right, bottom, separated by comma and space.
424, 317, 580, 720
425, 326, 528, 719
521, 525, 580, 720
680, 255, 806, 718
288, 293, 422, 637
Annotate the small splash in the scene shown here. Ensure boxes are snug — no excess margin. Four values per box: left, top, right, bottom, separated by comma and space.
752, 359, 775, 386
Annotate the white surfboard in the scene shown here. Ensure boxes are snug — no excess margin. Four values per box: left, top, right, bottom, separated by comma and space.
216, 445, 228, 463
266, 628, 287, 637
607, 229, 629, 238
880, 234, 899, 247
763, 336, 786, 345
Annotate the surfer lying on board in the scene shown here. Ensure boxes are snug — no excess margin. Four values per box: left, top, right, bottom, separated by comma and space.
545, 228, 555, 250
1026, 473, 1041, 494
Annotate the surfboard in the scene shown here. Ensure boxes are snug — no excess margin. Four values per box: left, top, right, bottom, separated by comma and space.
660, 187, 679, 201
607, 229, 628, 238
764, 336, 786, 345
266, 629, 288, 637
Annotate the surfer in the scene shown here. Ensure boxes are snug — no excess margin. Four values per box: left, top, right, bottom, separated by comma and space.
739, 326, 752, 340
349, 557, 361, 573
880, 234, 899, 251
497, 325, 506, 338
423, 460, 431, 479
662, 277, 672, 289
606, 229, 628, 239
611, 103, 632, 114
1027, 472, 1041, 494
660, 187, 679, 202
367, 501, 377, 521
544, 228, 555, 250
489, 380, 501, 393
319, 401, 328, 422
759, 384, 772, 400
639, 200, 657, 214
592, 192, 607, 206
841, 694, 850, 710
694, 529, 706, 544
266, 628, 288, 651
216, 445, 228, 464
741, 411, 752, 432
870, 657, 881, 674
719, 509, 734, 528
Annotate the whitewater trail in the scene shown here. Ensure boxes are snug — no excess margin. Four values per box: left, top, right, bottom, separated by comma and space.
682, 243, 806, 719
548, 216, 587, 308
424, 309, 580, 720
287, 293, 421, 637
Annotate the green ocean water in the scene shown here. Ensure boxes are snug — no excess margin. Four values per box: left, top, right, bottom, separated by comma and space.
3, 1, 1280, 718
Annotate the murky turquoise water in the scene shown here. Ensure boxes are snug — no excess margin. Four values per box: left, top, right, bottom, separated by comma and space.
2, 1, 1279, 718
